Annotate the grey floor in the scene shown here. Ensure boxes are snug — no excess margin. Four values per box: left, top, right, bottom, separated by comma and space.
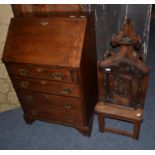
0, 19, 155, 150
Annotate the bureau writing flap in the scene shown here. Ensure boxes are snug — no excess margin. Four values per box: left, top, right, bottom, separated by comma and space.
2, 15, 87, 68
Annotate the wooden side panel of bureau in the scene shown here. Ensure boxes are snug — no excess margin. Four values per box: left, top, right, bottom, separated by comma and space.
2, 12, 98, 136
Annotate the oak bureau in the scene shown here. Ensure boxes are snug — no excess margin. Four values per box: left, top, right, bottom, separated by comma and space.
2, 12, 98, 136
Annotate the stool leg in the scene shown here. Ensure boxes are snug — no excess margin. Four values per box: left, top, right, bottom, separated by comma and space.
98, 114, 105, 132
133, 121, 141, 139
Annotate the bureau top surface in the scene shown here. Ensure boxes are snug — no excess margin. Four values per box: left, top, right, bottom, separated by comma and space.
3, 16, 87, 68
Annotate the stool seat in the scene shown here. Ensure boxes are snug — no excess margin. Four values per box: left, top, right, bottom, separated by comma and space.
95, 102, 144, 121
95, 102, 144, 139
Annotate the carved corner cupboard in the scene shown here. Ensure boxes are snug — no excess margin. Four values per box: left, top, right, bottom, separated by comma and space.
95, 19, 150, 139
2, 12, 98, 136
98, 19, 150, 109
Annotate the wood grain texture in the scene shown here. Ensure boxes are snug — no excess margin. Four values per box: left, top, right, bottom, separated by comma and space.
17, 90, 83, 112
78, 12, 98, 125
6, 63, 78, 83
11, 76, 81, 98
95, 102, 144, 121
3, 17, 86, 68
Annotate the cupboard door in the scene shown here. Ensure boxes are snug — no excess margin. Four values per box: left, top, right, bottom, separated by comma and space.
105, 73, 133, 107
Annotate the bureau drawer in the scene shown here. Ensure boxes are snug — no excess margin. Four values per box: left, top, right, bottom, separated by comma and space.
24, 107, 84, 127
12, 76, 80, 97
18, 90, 82, 112
7, 63, 77, 83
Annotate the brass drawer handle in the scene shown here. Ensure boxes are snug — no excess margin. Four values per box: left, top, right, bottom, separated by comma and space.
18, 68, 28, 76
52, 72, 64, 80
26, 95, 33, 102
66, 116, 74, 123
20, 81, 29, 88
61, 88, 71, 94
64, 103, 72, 109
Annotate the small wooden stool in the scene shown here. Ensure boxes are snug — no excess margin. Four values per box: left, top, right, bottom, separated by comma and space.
95, 102, 144, 139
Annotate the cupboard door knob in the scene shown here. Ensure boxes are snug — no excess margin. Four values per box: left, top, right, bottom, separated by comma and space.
18, 68, 28, 76
20, 81, 29, 88
51, 72, 64, 80
61, 88, 71, 94
136, 112, 142, 117
64, 103, 71, 109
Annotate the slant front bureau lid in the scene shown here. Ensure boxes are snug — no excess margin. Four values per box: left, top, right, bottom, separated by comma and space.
3, 15, 87, 68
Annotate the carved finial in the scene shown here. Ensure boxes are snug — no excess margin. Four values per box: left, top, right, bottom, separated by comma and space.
100, 19, 150, 74
111, 19, 141, 49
